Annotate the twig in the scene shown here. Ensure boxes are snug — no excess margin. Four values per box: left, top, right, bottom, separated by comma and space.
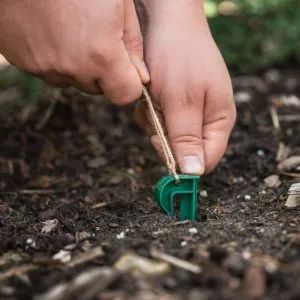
20, 189, 55, 195
276, 142, 290, 162
277, 156, 300, 172
67, 247, 103, 268
269, 106, 280, 131
35, 267, 119, 300
172, 220, 191, 226
91, 202, 108, 209
280, 172, 300, 179
0, 190, 55, 195
0, 264, 38, 281
35, 95, 59, 130
150, 248, 202, 274
278, 115, 300, 122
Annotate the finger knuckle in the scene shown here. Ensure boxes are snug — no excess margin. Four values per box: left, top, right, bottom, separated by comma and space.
112, 86, 143, 105
172, 134, 202, 146
88, 42, 116, 68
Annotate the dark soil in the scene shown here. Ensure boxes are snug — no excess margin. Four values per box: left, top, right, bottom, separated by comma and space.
0, 68, 300, 300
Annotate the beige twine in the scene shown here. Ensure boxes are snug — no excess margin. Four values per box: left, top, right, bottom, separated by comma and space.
142, 87, 180, 182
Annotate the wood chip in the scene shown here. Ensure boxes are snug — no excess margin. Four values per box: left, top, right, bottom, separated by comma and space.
41, 219, 59, 234
244, 266, 266, 300
264, 175, 281, 188
35, 267, 119, 300
276, 142, 290, 162
277, 156, 300, 172
269, 106, 280, 130
285, 183, 300, 207
150, 248, 202, 274
67, 247, 103, 268
115, 253, 170, 278
285, 195, 300, 208
0, 264, 38, 281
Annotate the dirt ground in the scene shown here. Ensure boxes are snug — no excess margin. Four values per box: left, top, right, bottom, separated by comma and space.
0, 67, 299, 300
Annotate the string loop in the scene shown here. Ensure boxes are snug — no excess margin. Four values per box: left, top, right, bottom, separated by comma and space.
142, 87, 179, 183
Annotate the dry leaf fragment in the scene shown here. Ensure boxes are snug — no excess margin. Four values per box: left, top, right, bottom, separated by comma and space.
41, 219, 59, 233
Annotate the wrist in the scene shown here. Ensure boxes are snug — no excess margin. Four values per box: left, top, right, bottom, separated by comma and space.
142, 0, 204, 14
140, 0, 206, 26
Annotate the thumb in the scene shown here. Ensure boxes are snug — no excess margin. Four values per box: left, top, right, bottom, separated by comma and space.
162, 88, 205, 175
123, 0, 150, 84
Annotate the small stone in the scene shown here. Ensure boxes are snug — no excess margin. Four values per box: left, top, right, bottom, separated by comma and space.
53, 250, 71, 263
76, 231, 91, 242
188, 289, 212, 300
256, 149, 265, 157
26, 238, 33, 245
244, 195, 252, 201
200, 190, 208, 198
264, 175, 281, 188
223, 253, 247, 276
116, 232, 125, 239
235, 91, 251, 103
285, 194, 300, 208
188, 228, 198, 234
242, 251, 252, 261
264, 69, 280, 83
87, 157, 108, 169
41, 219, 59, 234
181, 241, 187, 247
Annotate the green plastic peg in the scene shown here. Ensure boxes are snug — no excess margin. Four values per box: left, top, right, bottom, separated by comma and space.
155, 175, 200, 221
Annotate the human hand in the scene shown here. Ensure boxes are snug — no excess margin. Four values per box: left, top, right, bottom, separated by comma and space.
0, 0, 149, 103
136, 0, 236, 175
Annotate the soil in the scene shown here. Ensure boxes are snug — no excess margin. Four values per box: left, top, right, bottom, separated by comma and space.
0, 67, 299, 300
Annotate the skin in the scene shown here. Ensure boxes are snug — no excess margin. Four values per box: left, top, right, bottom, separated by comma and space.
0, 0, 150, 103
0, 0, 236, 175
136, 0, 236, 175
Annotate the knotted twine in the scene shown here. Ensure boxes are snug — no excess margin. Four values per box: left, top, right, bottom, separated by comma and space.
142, 87, 180, 183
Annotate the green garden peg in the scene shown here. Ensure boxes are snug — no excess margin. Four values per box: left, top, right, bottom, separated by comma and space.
155, 175, 200, 221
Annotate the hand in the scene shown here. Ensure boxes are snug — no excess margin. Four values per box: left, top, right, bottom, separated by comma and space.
136, 0, 236, 175
0, 0, 150, 103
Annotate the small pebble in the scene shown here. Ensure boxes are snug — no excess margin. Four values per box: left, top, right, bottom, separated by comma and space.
181, 241, 187, 247
264, 69, 280, 83
256, 149, 265, 157
223, 253, 246, 276
116, 232, 125, 239
188, 228, 198, 234
244, 195, 252, 201
26, 238, 33, 245
53, 250, 71, 263
235, 91, 251, 103
200, 190, 208, 198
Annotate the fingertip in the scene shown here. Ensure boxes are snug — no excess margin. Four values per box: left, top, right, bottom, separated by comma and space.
178, 155, 204, 175
98, 68, 143, 105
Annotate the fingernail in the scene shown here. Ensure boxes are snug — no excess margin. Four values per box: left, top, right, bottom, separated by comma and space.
181, 155, 204, 175
139, 61, 150, 84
